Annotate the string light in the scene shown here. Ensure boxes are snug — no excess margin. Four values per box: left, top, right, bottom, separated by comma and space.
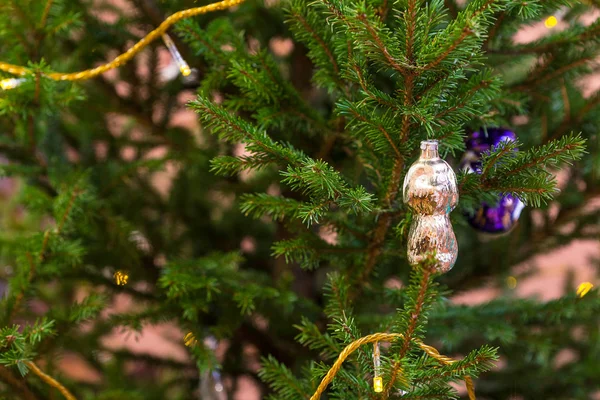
373, 342, 383, 392
506, 276, 517, 289
113, 270, 129, 286
310, 333, 476, 400
0, 78, 25, 90
162, 34, 192, 77
544, 15, 558, 29
184, 332, 198, 347
576, 282, 594, 298
0, 0, 245, 82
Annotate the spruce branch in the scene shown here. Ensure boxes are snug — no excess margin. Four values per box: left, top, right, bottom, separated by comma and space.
339, 100, 403, 158
294, 317, 341, 360
259, 356, 310, 400
444, 0, 459, 18
346, 59, 402, 112
551, 90, 600, 140
422, 0, 499, 72
5, 183, 85, 324
191, 97, 304, 167
356, 157, 404, 286
354, 12, 409, 74
425, 27, 473, 72
512, 57, 594, 91
500, 135, 586, 177
404, 0, 418, 62
476, 134, 586, 205
480, 140, 517, 181
492, 21, 600, 55
38, 0, 53, 29
291, 10, 339, 75
385, 265, 434, 396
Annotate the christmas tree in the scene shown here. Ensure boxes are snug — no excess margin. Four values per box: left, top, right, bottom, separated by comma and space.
0, 0, 599, 398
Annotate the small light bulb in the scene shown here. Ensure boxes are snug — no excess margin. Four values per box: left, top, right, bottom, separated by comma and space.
544, 16, 558, 29
162, 34, 192, 77
113, 270, 129, 286
373, 376, 383, 393
184, 332, 197, 347
506, 276, 517, 289
0, 78, 25, 90
373, 342, 382, 392
576, 282, 594, 298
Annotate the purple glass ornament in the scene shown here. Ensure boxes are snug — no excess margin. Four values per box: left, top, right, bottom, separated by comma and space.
460, 128, 525, 234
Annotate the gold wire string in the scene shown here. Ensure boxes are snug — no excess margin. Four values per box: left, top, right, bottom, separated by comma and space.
309, 332, 476, 400
0, 0, 246, 82
24, 361, 77, 400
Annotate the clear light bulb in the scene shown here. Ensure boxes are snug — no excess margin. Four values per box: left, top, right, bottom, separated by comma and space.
373, 342, 383, 392
0, 78, 25, 90
162, 34, 191, 77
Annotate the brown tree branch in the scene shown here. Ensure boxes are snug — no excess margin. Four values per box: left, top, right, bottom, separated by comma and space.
0, 365, 39, 400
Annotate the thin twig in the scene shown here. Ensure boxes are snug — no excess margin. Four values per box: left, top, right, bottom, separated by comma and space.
384, 268, 433, 396
0, 365, 38, 400
39, 0, 54, 28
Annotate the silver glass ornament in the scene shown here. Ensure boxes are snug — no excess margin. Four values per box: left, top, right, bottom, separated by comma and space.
403, 140, 458, 273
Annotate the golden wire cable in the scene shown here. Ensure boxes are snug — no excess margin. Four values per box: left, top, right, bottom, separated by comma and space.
25, 361, 77, 400
310, 332, 476, 400
0, 0, 245, 82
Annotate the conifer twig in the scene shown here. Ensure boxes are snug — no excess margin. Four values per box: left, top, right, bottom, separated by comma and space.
24, 361, 76, 400
384, 267, 432, 396
512, 58, 593, 91
355, 0, 418, 287
309, 329, 476, 400
482, 11, 504, 51
356, 13, 408, 74
551, 90, 600, 140
444, 0, 458, 18
425, 0, 497, 71
39, 0, 53, 28
6, 187, 83, 323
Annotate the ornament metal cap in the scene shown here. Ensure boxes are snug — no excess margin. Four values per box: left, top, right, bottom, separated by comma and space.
419, 140, 440, 159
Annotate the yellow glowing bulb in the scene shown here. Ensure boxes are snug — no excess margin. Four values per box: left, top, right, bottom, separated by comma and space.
373, 376, 383, 393
184, 332, 197, 347
180, 65, 191, 77
544, 16, 558, 29
113, 270, 129, 286
0, 78, 24, 90
576, 282, 594, 298
506, 276, 517, 289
